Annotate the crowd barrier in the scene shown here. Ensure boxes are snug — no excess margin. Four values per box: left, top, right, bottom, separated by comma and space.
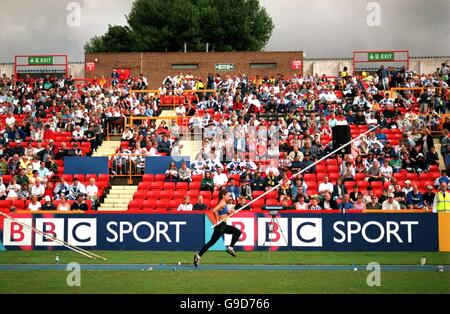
1, 212, 448, 252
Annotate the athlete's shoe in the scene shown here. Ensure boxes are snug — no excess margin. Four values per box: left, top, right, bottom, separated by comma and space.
193, 254, 201, 267
226, 246, 237, 257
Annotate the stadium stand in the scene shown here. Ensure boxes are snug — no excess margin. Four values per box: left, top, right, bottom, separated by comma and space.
0, 64, 449, 212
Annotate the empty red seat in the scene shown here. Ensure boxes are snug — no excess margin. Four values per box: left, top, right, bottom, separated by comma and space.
154, 200, 168, 210
138, 182, 152, 190
142, 199, 156, 210
155, 174, 166, 181
176, 182, 188, 191
146, 190, 160, 199
189, 181, 200, 189
98, 174, 109, 182
143, 174, 155, 181
150, 182, 163, 190
128, 200, 142, 211
163, 182, 175, 190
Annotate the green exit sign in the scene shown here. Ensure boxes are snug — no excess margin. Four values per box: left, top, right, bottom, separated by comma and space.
215, 64, 234, 71
368, 52, 394, 61
28, 56, 54, 65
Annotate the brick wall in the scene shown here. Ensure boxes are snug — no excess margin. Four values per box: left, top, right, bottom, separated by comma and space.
85, 51, 304, 88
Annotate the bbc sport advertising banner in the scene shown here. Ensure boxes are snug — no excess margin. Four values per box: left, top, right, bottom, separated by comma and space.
0, 213, 439, 252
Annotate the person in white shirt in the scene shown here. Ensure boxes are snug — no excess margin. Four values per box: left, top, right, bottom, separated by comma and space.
86, 178, 99, 201
177, 196, 193, 211
5, 112, 15, 127
28, 195, 42, 211
213, 168, 228, 190
72, 125, 84, 141
175, 104, 186, 116
380, 160, 393, 182
0, 177, 6, 199
402, 180, 413, 195
318, 176, 334, 195
295, 194, 309, 210
30, 179, 45, 199
6, 180, 21, 200
382, 193, 401, 210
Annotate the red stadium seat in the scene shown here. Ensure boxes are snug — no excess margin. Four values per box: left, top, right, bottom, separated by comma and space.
163, 182, 175, 190
176, 182, 188, 191
189, 181, 200, 190
138, 182, 152, 190
146, 190, 160, 199
142, 199, 156, 210
155, 174, 166, 182
97, 174, 109, 182
143, 174, 155, 182
128, 200, 142, 211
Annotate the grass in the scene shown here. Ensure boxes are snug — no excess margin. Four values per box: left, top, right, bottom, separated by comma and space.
0, 251, 449, 294
1, 251, 450, 265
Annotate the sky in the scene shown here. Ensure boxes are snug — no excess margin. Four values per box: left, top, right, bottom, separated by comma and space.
0, 0, 449, 62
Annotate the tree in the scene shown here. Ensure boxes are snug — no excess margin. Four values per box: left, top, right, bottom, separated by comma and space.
84, 0, 274, 52
85, 25, 133, 53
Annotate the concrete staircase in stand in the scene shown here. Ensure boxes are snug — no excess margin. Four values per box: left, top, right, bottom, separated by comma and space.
98, 185, 137, 211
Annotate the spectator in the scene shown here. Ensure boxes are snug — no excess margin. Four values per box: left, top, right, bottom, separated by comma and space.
389, 154, 402, 173
178, 161, 192, 183
320, 192, 338, 210
366, 160, 382, 182
41, 195, 56, 210
366, 196, 382, 209
380, 159, 393, 182
294, 194, 309, 210
213, 168, 228, 190
406, 185, 424, 209
177, 196, 193, 211
71, 194, 88, 211
349, 185, 363, 203
332, 177, 347, 201
86, 178, 99, 210
236, 196, 251, 211
340, 161, 356, 181
434, 170, 450, 188
309, 197, 322, 210
164, 162, 179, 182
251, 169, 265, 191
423, 185, 436, 210
193, 195, 207, 210
28, 195, 41, 211
363, 186, 376, 204
402, 180, 413, 195
0, 177, 6, 200
6, 179, 21, 200
200, 171, 214, 192
425, 146, 439, 166
318, 175, 334, 196
354, 195, 367, 210
278, 179, 292, 202
54, 177, 70, 200
339, 194, 354, 212
239, 180, 252, 200
413, 153, 428, 174
30, 179, 45, 200
382, 193, 401, 210
69, 178, 86, 200
37, 161, 51, 183
18, 183, 30, 200
225, 178, 240, 201
264, 169, 279, 191
157, 134, 172, 155
72, 125, 84, 142
393, 184, 407, 209
57, 196, 71, 211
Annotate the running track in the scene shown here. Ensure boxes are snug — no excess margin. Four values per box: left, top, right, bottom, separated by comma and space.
0, 264, 447, 271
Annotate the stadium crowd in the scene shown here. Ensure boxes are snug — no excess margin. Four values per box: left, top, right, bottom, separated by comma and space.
0, 62, 449, 212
